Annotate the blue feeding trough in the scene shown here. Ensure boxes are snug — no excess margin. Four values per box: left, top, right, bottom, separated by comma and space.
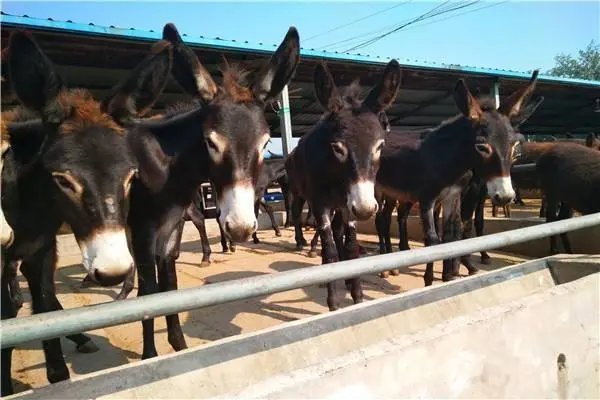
264, 192, 284, 202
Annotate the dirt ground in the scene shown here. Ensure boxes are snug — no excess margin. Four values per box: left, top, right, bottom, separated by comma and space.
7, 217, 530, 395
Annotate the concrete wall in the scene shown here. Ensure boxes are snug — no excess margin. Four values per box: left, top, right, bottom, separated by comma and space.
9, 255, 599, 399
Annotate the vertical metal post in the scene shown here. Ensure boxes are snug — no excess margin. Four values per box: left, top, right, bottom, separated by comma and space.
493, 80, 501, 109
278, 85, 293, 156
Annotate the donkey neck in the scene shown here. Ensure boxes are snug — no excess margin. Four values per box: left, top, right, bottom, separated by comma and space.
419, 116, 476, 185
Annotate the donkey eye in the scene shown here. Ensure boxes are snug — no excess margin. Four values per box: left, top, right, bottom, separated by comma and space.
52, 171, 84, 198
205, 137, 220, 153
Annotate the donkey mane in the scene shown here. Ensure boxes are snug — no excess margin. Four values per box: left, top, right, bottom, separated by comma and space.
342, 80, 364, 109
218, 60, 253, 103
1, 106, 38, 138
57, 89, 124, 135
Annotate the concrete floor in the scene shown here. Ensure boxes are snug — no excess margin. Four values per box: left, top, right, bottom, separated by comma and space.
8, 225, 529, 395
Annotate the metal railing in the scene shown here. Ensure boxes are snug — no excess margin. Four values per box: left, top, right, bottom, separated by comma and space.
2, 212, 599, 348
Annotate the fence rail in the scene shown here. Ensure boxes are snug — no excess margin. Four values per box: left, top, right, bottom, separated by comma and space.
2, 212, 600, 348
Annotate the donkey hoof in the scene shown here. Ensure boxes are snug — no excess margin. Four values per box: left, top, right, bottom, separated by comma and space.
379, 271, 390, 279
480, 257, 491, 265
423, 277, 434, 287
390, 269, 401, 276
142, 350, 159, 360
308, 250, 318, 258
295, 243, 305, 251
275, 231, 282, 237
230, 246, 236, 253
468, 268, 479, 276
253, 238, 260, 244
47, 366, 70, 383
327, 304, 339, 312
442, 273, 456, 283
200, 260, 211, 267
77, 341, 100, 354
222, 248, 230, 254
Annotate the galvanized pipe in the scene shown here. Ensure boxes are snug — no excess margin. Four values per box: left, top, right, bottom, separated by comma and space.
2, 212, 600, 348
511, 163, 537, 173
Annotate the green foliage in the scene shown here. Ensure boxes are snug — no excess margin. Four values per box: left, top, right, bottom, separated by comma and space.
548, 40, 600, 81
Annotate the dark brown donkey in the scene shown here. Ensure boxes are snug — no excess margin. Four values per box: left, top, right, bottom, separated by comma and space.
0, 31, 172, 394
376, 71, 539, 286
126, 23, 299, 360
537, 142, 600, 254
286, 60, 402, 311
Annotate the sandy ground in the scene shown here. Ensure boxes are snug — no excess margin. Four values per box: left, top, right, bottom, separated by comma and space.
7, 218, 530, 395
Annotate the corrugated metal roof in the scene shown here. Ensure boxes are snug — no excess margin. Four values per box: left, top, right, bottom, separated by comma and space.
2, 11, 600, 88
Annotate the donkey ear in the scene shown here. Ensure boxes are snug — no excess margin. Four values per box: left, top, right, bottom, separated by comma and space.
7, 31, 67, 123
363, 59, 402, 113
313, 63, 343, 112
102, 40, 173, 122
454, 79, 483, 121
498, 70, 539, 118
511, 95, 544, 127
251, 26, 300, 103
162, 23, 217, 102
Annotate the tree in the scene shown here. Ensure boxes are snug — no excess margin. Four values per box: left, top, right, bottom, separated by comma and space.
548, 40, 600, 81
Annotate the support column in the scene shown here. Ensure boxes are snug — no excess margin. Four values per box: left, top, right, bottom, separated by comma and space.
278, 85, 293, 156
492, 80, 500, 109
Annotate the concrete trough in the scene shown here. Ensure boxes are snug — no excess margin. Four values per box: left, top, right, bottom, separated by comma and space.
7, 255, 599, 399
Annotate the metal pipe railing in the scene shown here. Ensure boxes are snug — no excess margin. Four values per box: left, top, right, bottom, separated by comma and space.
1, 212, 599, 348
511, 164, 537, 173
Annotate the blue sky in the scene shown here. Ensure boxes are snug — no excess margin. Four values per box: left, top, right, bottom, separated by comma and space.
2, 1, 598, 155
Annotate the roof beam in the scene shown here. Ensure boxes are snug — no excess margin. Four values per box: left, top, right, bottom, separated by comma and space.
388, 90, 453, 124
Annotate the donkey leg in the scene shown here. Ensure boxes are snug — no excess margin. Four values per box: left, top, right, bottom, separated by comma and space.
420, 201, 440, 287
262, 199, 281, 237
4, 259, 23, 310
544, 195, 561, 255
292, 196, 307, 249
156, 220, 188, 352
215, 209, 233, 253
130, 222, 160, 359
474, 190, 491, 265
1, 255, 19, 396
441, 190, 462, 282
343, 220, 363, 304
459, 219, 479, 276
20, 245, 70, 384
390, 201, 414, 276
557, 203, 574, 254
539, 196, 546, 218
187, 204, 212, 266
252, 201, 261, 244
308, 230, 320, 258
315, 207, 342, 311
281, 180, 293, 228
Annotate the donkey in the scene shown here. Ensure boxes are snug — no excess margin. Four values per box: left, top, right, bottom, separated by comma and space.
536, 142, 600, 254
376, 71, 539, 286
0, 31, 172, 394
123, 23, 299, 360
286, 60, 402, 311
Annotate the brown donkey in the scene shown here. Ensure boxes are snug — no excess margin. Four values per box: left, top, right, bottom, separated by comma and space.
375, 71, 539, 286
1, 31, 172, 394
286, 60, 402, 311
536, 142, 600, 254
125, 23, 299, 360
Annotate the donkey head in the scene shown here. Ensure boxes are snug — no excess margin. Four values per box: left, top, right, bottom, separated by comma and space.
453, 70, 539, 206
313, 60, 401, 220
4, 31, 172, 285
162, 23, 300, 242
